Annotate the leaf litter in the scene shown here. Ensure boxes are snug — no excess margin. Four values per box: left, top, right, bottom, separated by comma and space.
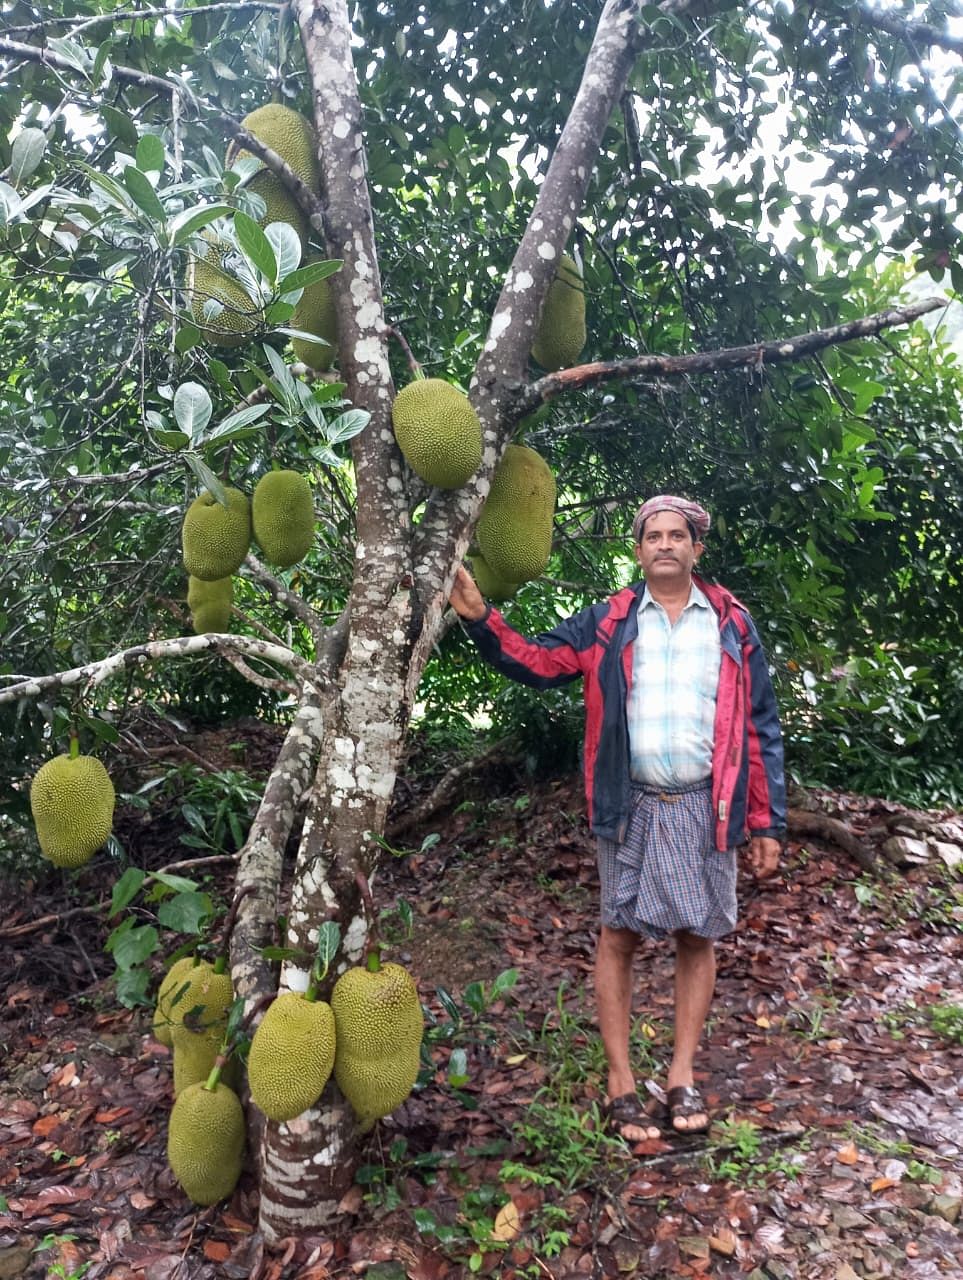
1, 750, 961, 1279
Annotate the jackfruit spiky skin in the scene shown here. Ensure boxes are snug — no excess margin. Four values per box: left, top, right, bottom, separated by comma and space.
290, 268, 338, 370
468, 553, 520, 603
167, 1081, 245, 1205
252, 470, 315, 568
186, 233, 262, 346
331, 963, 424, 1131
153, 956, 198, 1047
531, 253, 586, 371
30, 754, 115, 868
171, 1024, 241, 1096
247, 993, 336, 1121
187, 576, 233, 634
391, 379, 483, 489
229, 105, 319, 255
182, 488, 251, 582
477, 444, 556, 582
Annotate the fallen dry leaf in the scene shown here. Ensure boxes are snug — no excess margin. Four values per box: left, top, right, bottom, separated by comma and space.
836, 1142, 860, 1165
491, 1200, 522, 1242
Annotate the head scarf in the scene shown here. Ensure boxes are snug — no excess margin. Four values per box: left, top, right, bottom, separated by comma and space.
632, 495, 710, 543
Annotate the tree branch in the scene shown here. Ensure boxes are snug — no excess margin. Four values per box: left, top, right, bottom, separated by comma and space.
858, 4, 963, 56
244, 551, 327, 651
0, 37, 325, 236
519, 298, 948, 409
0, 633, 316, 705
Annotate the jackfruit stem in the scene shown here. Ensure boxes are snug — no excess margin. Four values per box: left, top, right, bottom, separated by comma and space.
218, 885, 256, 964
365, 947, 382, 974
68, 734, 80, 760
204, 1058, 225, 1091
304, 981, 319, 1002
387, 324, 422, 377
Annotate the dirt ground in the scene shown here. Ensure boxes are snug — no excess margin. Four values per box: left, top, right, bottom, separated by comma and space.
1, 722, 962, 1279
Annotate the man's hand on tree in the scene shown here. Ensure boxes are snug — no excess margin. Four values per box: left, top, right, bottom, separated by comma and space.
747, 835, 781, 880
449, 564, 487, 621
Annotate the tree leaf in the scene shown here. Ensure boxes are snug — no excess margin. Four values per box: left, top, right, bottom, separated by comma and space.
157, 891, 214, 933
110, 867, 146, 917
173, 382, 213, 439
10, 129, 47, 185
123, 165, 165, 222
150, 871, 200, 892
170, 203, 235, 246
206, 404, 270, 442
135, 133, 165, 174
325, 409, 370, 444
264, 221, 302, 285
185, 454, 227, 506
234, 209, 277, 283
278, 258, 344, 293
109, 923, 160, 970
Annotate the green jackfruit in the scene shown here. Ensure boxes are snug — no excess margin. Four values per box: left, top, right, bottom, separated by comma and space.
531, 253, 586, 371
331, 962, 424, 1131
30, 754, 115, 869
229, 104, 319, 254
187, 575, 233, 634
166, 962, 234, 1096
186, 233, 262, 347
477, 444, 556, 583
290, 268, 338, 370
167, 1081, 245, 1205
248, 993, 336, 1122
182, 488, 251, 582
469, 553, 520, 603
153, 956, 198, 1046
252, 470, 315, 568
391, 378, 482, 489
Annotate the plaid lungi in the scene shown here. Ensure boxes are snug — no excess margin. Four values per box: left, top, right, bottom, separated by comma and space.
597, 780, 737, 940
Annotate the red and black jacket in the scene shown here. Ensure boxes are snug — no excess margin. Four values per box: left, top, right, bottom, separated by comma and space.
461, 574, 786, 850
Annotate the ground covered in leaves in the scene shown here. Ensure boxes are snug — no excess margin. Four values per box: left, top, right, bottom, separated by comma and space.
1, 722, 962, 1280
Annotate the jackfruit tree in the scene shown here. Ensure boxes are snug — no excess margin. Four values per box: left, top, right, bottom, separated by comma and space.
5, 0, 963, 1246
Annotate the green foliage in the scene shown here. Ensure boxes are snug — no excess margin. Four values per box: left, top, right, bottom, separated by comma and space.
929, 1002, 963, 1045
703, 1118, 807, 1186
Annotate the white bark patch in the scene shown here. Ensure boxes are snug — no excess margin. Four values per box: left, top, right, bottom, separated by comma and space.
537, 242, 556, 260
513, 270, 534, 291
355, 336, 384, 366
779, 343, 794, 355
332, 118, 350, 139
312, 1142, 343, 1164
486, 310, 512, 349
343, 912, 368, 961
356, 300, 381, 328
282, 965, 311, 994
387, 477, 403, 493
532, 218, 543, 231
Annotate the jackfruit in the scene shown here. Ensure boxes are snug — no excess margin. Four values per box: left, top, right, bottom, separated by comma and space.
531, 253, 586, 371
187, 575, 233, 634
468, 553, 520, 603
476, 444, 556, 582
391, 379, 482, 489
251, 470, 315, 568
331, 962, 423, 1131
290, 268, 338, 370
247, 993, 336, 1121
153, 956, 198, 1047
171, 1023, 241, 1095
30, 753, 115, 868
182, 488, 251, 582
165, 961, 234, 1095
186, 233, 262, 346
167, 1080, 245, 1205
228, 104, 319, 254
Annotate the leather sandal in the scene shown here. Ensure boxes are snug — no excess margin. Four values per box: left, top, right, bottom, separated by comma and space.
666, 1084, 711, 1135
603, 1091, 664, 1143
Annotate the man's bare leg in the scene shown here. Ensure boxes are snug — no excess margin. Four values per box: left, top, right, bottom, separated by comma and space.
666, 930, 715, 1131
595, 925, 660, 1141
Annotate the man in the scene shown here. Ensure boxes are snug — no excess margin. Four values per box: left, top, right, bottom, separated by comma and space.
449, 494, 785, 1142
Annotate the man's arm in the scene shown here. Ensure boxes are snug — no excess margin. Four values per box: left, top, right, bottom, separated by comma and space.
449, 564, 488, 622
448, 562, 591, 689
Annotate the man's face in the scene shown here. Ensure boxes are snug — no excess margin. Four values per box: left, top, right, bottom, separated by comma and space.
634, 510, 703, 584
